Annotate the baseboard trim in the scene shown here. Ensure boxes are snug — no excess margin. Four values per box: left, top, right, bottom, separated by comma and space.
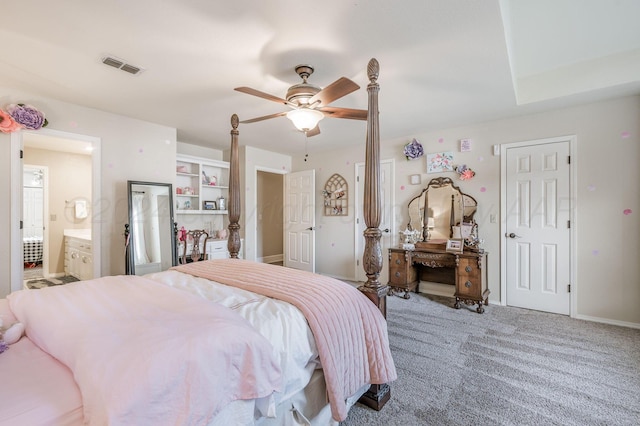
574, 314, 640, 329
258, 254, 283, 264
322, 273, 356, 282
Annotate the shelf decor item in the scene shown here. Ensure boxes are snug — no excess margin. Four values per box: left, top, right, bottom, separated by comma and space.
403, 138, 424, 160
322, 173, 348, 216
203, 200, 217, 210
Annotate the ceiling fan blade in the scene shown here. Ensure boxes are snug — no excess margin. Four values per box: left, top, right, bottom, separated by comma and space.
318, 106, 368, 120
239, 111, 287, 124
234, 87, 290, 105
309, 77, 359, 106
306, 125, 321, 137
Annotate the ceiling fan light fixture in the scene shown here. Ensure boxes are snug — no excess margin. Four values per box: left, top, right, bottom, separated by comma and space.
286, 108, 324, 132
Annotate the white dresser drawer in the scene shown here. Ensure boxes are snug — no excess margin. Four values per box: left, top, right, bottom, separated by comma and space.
206, 240, 227, 259
204, 239, 244, 260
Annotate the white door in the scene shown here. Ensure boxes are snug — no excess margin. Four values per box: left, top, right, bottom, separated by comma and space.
355, 160, 394, 282
284, 170, 315, 272
505, 140, 571, 315
23, 186, 44, 238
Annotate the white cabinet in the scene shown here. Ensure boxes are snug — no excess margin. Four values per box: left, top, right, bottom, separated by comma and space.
178, 238, 243, 261
64, 236, 93, 280
206, 239, 244, 260
175, 154, 229, 215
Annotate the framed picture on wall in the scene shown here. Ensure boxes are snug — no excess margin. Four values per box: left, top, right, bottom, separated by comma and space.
426, 152, 454, 173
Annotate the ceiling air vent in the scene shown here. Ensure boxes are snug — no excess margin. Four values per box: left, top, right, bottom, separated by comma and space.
101, 55, 145, 76
120, 64, 141, 75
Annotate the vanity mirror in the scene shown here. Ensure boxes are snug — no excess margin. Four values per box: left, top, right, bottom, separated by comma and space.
125, 181, 178, 275
407, 177, 478, 245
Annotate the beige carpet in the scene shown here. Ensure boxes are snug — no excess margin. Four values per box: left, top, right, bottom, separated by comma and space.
342, 293, 640, 426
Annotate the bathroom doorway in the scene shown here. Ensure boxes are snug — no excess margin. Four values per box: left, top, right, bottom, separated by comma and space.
22, 164, 48, 282
11, 129, 101, 292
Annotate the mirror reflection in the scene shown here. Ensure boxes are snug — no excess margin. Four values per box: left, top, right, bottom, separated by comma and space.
126, 181, 177, 275
407, 177, 478, 243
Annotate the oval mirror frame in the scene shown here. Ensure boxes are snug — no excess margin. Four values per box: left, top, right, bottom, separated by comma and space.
126, 180, 178, 275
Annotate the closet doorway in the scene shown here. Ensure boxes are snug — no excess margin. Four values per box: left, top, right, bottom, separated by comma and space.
256, 169, 284, 265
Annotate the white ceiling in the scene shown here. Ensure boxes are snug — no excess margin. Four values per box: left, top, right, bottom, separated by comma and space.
3, 0, 639, 156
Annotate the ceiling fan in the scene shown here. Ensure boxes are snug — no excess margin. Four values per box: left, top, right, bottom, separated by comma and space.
234, 65, 367, 137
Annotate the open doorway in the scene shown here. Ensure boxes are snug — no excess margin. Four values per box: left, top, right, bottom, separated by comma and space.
22, 164, 48, 282
11, 129, 101, 292
256, 170, 284, 265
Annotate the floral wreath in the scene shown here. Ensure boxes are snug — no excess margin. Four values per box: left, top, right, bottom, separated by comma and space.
403, 138, 424, 160
0, 103, 48, 133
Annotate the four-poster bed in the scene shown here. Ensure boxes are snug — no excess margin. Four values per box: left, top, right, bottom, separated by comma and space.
0, 59, 395, 425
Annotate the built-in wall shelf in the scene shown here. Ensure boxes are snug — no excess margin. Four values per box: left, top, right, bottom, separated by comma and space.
175, 154, 230, 234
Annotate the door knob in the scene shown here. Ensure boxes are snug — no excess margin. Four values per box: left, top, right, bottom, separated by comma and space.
506, 232, 521, 239
383, 228, 390, 233
306, 226, 316, 231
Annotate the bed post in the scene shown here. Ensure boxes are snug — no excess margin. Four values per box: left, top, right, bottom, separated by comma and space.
357, 58, 391, 411
358, 58, 388, 316
227, 114, 241, 258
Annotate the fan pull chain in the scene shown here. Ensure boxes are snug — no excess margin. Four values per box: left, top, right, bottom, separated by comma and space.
304, 131, 309, 162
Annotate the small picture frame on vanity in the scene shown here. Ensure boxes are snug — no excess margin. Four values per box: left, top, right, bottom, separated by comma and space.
445, 238, 464, 253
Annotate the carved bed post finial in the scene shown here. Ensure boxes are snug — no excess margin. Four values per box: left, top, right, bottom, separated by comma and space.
367, 58, 379, 83
227, 114, 241, 258
357, 58, 392, 412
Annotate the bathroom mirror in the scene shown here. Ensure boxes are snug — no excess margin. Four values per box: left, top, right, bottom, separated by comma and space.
407, 177, 477, 242
126, 181, 178, 275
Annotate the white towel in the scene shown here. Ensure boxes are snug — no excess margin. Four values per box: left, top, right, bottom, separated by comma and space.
75, 200, 88, 219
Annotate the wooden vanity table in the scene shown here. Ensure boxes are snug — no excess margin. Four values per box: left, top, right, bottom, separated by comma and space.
388, 245, 489, 313
393, 177, 489, 313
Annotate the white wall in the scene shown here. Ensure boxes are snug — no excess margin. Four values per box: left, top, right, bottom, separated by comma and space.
0, 88, 177, 297
292, 151, 364, 280
177, 141, 223, 161
294, 95, 640, 326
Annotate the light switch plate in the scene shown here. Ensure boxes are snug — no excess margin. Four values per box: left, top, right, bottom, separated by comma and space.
493, 145, 500, 156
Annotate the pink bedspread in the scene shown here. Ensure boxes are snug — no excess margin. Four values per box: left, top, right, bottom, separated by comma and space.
0, 299, 83, 426
7, 275, 282, 426
173, 259, 397, 421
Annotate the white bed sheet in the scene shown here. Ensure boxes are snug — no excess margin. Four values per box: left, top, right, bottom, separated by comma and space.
146, 270, 320, 407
